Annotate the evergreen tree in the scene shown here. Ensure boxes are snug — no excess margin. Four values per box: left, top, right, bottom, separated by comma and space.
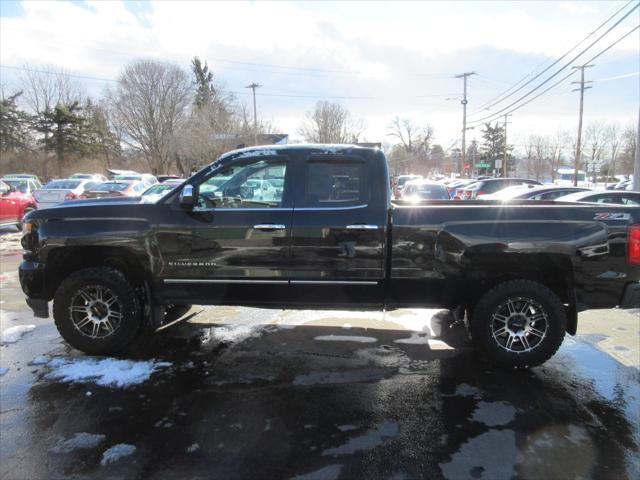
0, 90, 31, 153
191, 57, 215, 109
34, 102, 92, 176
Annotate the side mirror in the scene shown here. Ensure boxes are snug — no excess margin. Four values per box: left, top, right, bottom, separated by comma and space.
180, 184, 195, 209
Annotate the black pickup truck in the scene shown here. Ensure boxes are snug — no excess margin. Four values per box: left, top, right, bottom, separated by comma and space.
19, 145, 640, 367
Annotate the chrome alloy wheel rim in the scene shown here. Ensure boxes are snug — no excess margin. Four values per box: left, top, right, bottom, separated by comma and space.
69, 285, 122, 338
490, 297, 548, 353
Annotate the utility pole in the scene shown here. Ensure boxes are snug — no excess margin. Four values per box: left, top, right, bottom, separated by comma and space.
455, 72, 476, 176
502, 114, 512, 178
634, 107, 640, 191
571, 65, 594, 186
245, 82, 262, 146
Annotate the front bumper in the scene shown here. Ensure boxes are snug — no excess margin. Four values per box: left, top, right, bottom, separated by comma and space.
620, 282, 640, 309
19, 260, 49, 318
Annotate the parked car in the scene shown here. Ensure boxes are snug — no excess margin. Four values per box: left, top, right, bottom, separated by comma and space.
114, 173, 158, 188
446, 179, 476, 197
555, 190, 640, 205
2, 174, 43, 188
481, 185, 591, 201
70, 173, 109, 182
0, 179, 36, 229
140, 179, 184, 203
19, 145, 640, 369
459, 178, 541, 199
157, 175, 182, 183
394, 174, 422, 198
80, 181, 147, 199
1, 177, 40, 196
400, 180, 451, 202
33, 179, 102, 209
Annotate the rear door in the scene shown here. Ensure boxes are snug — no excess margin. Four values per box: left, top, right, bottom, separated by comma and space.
289, 153, 387, 307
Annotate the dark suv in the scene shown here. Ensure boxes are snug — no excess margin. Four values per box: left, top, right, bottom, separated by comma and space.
460, 178, 541, 199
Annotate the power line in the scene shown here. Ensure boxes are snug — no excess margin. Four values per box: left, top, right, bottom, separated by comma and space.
467, 15, 640, 126
470, 0, 638, 116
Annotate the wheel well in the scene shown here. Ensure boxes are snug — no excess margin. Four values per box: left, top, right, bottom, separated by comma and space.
45, 246, 148, 299
458, 269, 576, 335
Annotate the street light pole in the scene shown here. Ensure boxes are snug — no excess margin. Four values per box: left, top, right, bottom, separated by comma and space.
245, 82, 262, 146
571, 65, 594, 187
455, 72, 475, 176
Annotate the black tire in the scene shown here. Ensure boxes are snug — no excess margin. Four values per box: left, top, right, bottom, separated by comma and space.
470, 280, 566, 368
53, 267, 142, 355
163, 304, 192, 324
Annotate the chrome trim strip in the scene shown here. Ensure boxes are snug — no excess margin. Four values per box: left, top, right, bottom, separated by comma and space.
294, 204, 368, 212
253, 224, 287, 230
346, 224, 379, 230
290, 280, 379, 286
193, 207, 293, 212
164, 279, 288, 285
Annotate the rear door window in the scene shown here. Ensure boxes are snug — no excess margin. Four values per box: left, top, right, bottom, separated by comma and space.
303, 158, 368, 208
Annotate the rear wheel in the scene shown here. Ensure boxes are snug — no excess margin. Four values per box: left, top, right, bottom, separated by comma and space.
470, 280, 566, 368
53, 267, 142, 354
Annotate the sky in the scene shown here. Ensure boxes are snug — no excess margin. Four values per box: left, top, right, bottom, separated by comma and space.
0, 0, 638, 152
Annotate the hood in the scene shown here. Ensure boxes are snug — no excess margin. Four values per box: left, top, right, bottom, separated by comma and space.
24, 196, 151, 222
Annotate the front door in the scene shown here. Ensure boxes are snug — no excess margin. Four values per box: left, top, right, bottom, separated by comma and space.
157, 156, 293, 306
289, 154, 387, 307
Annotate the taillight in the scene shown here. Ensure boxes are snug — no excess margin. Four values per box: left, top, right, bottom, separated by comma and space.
65, 192, 76, 200
476, 191, 486, 197
628, 225, 640, 265
79, 194, 87, 199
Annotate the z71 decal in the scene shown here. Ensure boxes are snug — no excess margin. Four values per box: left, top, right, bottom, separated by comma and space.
594, 212, 631, 221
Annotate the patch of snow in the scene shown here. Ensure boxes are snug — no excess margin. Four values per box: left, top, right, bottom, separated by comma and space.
293, 464, 343, 480
314, 335, 378, 343
29, 355, 50, 366
46, 357, 171, 387
427, 339, 454, 350
1, 324, 36, 344
322, 421, 399, 456
100, 443, 136, 466
342, 323, 352, 329
205, 325, 262, 344
394, 333, 430, 345
0, 367, 8, 377
187, 443, 200, 453
50, 433, 106, 454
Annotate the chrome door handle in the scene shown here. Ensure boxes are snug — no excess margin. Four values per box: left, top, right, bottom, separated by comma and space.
346, 224, 379, 230
253, 224, 287, 230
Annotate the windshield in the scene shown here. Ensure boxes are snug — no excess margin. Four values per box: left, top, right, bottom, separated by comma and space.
3, 179, 29, 193
43, 180, 83, 189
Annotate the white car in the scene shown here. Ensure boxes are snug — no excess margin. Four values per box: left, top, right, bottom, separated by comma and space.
70, 173, 108, 182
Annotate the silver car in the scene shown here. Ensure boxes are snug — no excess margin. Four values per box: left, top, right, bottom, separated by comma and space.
33, 179, 101, 209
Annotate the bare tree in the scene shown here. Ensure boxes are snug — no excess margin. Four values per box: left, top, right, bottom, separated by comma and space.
604, 123, 622, 183
619, 125, 637, 175
547, 130, 570, 181
298, 101, 364, 144
386, 117, 434, 174
584, 121, 606, 181
527, 134, 550, 181
110, 59, 192, 174
19, 64, 82, 114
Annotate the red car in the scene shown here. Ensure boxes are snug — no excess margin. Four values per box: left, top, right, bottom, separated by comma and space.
0, 179, 37, 230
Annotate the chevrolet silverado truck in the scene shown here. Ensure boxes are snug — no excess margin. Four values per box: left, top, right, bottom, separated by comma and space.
19, 145, 640, 367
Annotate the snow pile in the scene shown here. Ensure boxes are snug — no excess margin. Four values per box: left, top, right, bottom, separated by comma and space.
1, 325, 36, 344
50, 433, 106, 454
207, 325, 261, 343
29, 356, 50, 365
314, 335, 378, 343
394, 333, 430, 345
100, 443, 136, 466
46, 357, 171, 387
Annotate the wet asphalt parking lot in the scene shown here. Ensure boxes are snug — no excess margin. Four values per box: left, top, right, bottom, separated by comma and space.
1, 230, 639, 480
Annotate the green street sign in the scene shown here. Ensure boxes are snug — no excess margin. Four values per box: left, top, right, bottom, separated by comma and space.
475, 163, 490, 168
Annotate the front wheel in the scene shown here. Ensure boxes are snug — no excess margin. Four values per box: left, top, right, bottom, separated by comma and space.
470, 280, 567, 368
53, 267, 142, 355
